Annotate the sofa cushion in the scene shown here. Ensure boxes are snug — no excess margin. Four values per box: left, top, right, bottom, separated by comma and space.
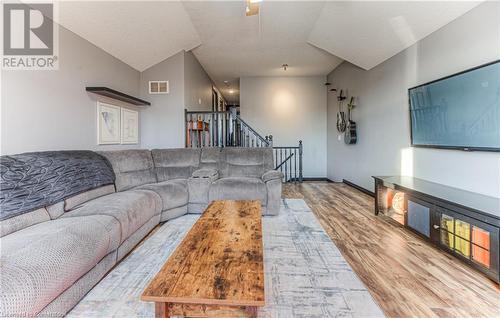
0, 208, 50, 238
0, 215, 119, 317
99, 150, 156, 191
64, 184, 116, 211
220, 147, 274, 178
209, 177, 267, 205
152, 148, 200, 181
199, 147, 222, 170
62, 190, 161, 243
137, 179, 189, 211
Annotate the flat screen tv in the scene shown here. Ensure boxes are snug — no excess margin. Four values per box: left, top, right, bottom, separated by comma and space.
408, 60, 500, 151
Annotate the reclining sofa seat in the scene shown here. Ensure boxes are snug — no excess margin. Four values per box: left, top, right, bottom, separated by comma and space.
208, 147, 282, 215
0, 151, 162, 318
98, 149, 197, 222
99, 147, 282, 217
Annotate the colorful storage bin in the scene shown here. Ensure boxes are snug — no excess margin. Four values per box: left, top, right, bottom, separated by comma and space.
455, 220, 470, 239
472, 226, 490, 250
455, 236, 470, 257
472, 245, 490, 268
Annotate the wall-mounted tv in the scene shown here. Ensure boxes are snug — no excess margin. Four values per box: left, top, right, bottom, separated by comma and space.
408, 60, 500, 152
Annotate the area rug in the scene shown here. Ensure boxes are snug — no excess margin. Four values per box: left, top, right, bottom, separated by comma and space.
67, 199, 384, 318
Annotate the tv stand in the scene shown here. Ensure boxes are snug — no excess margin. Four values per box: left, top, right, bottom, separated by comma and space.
373, 176, 500, 284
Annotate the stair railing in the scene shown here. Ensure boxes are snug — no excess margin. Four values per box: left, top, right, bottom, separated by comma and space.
273, 141, 303, 183
185, 109, 271, 148
235, 116, 271, 147
185, 110, 303, 183
185, 110, 231, 148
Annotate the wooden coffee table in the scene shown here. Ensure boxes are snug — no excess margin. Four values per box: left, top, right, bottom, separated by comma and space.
141, 200, 265, 318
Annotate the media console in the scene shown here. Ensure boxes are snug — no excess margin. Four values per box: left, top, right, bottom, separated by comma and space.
373, 176, 500, 284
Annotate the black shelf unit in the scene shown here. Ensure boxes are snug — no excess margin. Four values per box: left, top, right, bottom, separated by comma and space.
86, 87, 150, 106
373, 176, 500, 284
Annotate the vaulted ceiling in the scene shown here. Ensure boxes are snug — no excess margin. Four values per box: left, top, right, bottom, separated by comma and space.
59, 1, 481, 103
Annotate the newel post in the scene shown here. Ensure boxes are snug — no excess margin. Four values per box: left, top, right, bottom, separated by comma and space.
298, 140, 303, 183
268, 135, 273, 147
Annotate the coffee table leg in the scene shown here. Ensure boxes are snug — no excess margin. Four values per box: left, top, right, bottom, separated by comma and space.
155, 302, 169, 318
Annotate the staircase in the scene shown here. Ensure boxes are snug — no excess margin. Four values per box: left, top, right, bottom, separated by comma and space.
185, 109, 303, 182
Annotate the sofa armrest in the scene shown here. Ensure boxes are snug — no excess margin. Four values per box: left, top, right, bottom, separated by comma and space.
191, 168, 219, 181
262, 170, 282, 183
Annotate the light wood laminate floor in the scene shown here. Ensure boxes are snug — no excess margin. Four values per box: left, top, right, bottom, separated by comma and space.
283, 182, 500, 318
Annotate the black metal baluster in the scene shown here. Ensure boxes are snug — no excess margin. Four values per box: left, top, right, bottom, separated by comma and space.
284, 149, 288, 182
224, 112, 228, 147
289, 149, 292, 183
215, 113, 219, 147
203, 114, 207, 147
221, 112, 224, 147
204, 113, 208, 147
211, 112, 214, 147
299, 140, 303, 182
190, 113, 194, 148
240, 125, 243, 147
294, 148, 297, 183
280, 149, 283, 181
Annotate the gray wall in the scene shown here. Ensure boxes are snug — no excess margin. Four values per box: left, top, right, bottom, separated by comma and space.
139, 50, 216, 149
140, 51, 186, 149
2, 37, 216, 154
327, 2, 500, 197
1, 25, 140, 155
184, 51, 214, 111
240, 76, 327, 178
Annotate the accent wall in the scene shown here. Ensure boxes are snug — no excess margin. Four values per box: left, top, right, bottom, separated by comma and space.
326, 2, 500, 197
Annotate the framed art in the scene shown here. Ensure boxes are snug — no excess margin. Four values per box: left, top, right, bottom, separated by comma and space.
97, 102, 121, 144
121, 108, 139, 144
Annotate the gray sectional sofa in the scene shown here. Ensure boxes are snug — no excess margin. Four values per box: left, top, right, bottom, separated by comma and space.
0, 147, 281, 317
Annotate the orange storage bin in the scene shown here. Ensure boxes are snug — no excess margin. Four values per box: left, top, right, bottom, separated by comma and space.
472, 226, 490, 250
472, 245, 490, 268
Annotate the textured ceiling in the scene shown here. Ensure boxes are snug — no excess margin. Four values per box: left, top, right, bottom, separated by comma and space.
183, 1, 343, 103
308, 1, 482, 70
59, 1, 201, 71
58, 1, 482, 103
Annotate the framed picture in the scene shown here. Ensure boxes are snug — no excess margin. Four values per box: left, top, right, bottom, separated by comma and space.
97, 102, 121, 144
121, 108, 139, 144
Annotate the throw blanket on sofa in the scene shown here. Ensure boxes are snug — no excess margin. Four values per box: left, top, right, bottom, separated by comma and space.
0, 151, 115, 221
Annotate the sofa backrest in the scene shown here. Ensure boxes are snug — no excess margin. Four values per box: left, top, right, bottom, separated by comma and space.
152, 148, 201, 182
219, 147, 274, 178
0, 151, 115, 235
200, 147, 223, 170
99, 149, 156, 191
